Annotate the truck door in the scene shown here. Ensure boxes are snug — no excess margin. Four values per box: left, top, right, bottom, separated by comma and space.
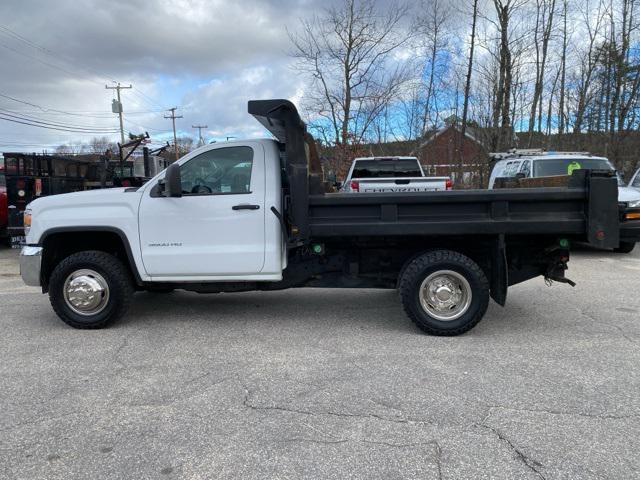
138, 144, 266, 277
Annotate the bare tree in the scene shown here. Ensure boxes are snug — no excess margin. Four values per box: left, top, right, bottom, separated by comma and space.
397, 79, 427, 144
557, 0, 568, 139
288, 0, 640, 170
436, 0, 481, 180
176, 136, 194, 158
527, 0, 556, 145
289, 0, 411, 161
492, 0, 527, 150
571, 0, 608, 134
55, 143, 83, 155
415, 0, 451, 135
460, 0, 480, 144
86, 136, 116, 155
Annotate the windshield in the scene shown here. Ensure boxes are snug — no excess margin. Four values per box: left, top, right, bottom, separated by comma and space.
352, 159, 422, 178
533, 158, 613, 177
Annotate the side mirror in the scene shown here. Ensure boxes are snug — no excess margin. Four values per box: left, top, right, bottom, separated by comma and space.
515, 172, 526, 179
334, 181, 343, 189
163, 162, 182, 197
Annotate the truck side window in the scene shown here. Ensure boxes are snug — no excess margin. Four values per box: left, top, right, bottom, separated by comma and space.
179, 146, 253, 195
633, 174, 640, 188
519, 160, 531, 177
502, 161, 520, 177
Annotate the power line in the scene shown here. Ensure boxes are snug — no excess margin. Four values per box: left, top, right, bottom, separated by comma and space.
123, 118, 165, 134
0, 108, 119, 132
0, 41, 104, 86
0, 23, 167, 111
2, 109, 164, 118
0, 114, 119, 133
0, 25, 88, 72
0, 91, 121, 119
0, 91, 165, 137
132, 86, 165, 110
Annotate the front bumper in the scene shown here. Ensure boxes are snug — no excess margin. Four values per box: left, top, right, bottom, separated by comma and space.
20, 246, 43, 287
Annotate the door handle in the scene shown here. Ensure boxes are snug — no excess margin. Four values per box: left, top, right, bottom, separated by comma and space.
232, 204, 260, 210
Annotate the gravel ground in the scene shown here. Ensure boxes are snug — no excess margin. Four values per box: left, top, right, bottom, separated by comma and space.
0, 245, 639, 479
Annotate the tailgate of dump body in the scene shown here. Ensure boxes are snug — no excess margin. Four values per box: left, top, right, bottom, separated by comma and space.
353, 177, 450, 193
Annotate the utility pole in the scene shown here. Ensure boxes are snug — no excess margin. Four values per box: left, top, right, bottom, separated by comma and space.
192, 124, 208, 147
164, 107, 183, 162
105, 82, 132, 145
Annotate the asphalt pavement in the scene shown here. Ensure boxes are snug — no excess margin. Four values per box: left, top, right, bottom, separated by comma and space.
0, 245, 639, 479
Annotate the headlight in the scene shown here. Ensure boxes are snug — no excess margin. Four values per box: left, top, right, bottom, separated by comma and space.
627, 200, 640, 209
23, 209, 32, 236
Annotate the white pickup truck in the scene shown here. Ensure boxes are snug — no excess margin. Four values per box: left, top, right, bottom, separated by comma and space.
18, 100, 622, 336
341, 157, 451, 193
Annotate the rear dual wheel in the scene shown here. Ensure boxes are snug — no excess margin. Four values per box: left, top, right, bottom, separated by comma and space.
399, 250, 489, 336
614, 241, 636, 254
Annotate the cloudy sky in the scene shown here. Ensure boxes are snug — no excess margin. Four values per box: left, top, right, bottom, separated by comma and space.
0, 0, 326, 152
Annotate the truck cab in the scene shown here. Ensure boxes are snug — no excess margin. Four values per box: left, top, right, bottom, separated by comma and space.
139, 139, 285, 280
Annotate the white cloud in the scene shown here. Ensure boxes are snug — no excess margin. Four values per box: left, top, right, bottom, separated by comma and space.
0, 0, 316, 151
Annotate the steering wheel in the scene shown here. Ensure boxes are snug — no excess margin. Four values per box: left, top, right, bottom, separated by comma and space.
191, 178, 212, 194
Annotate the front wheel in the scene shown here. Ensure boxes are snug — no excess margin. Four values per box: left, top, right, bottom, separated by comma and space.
49, 251, 134, 329
614, 241, 636, 254
399, 250, 489, 336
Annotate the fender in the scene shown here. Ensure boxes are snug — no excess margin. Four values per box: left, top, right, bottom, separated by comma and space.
38, 226, 144, 286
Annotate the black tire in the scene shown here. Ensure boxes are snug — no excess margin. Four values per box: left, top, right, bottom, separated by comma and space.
398, 250, 489, 336
49, 251, 134, 329
614, 241, 636, 254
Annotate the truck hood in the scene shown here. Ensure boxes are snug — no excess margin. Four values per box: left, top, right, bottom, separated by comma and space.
618, 186, 640, 202
28, 187, 136, 211
26, 187, 144, 245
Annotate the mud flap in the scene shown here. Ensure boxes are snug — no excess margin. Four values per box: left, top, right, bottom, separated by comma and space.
490, 234, 508, 306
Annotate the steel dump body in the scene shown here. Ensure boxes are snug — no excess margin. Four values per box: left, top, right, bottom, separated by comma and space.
248, 99, 620, 251
307, 181, 618, 250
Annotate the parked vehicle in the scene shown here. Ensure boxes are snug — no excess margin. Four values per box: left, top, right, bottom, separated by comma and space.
20, 100, 621, 336
629, 168, 640, 191
341, 156, 451, 193
488, 150, 640, 253
1, 152, 160, 247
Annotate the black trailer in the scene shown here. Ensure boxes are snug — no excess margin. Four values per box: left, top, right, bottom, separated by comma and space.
1, 152, 150, 246
2, 153, 89, 246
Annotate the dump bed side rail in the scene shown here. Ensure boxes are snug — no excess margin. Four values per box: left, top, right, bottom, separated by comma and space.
308, 170, 619, 248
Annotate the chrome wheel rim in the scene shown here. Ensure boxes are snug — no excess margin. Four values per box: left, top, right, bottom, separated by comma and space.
63, 269, 110, 316
419, 270, 472, 321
